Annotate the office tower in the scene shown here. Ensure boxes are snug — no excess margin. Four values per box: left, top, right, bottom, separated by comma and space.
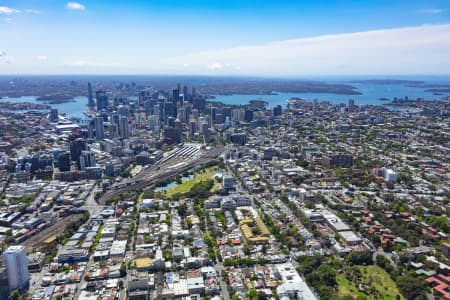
244, 109, 253, 122
79, 150, 96, 171
50, 108, 58, 122
177, 105, 186, 123
117, 105, 129, 117
312, 98, 318, 115
215, 113, 223, 124
164, 101, 176, 119
273, 105, 282, 116
193, 98, 206, 110
95, 116, 105, 140
109, 123, 118, 138
172, 88, 180, 106
164, 127, 182, 144
149, 114, 160, 130
96, 91, 108, 111
119, 116, 129, 139
189, 120, 197, 135
57, 152, 71, 172
88, 82, 95, 108
3, 246, 29, 291
183, 85, 189, 102
210, 107, 217, 123
139, 88, 155, 107
184, 102, 193, 118
0, 266, 8, 299
348, 99, 355, 113
222, 107, 232, 120
231, 109, 242, 123
70, 138, 87, 166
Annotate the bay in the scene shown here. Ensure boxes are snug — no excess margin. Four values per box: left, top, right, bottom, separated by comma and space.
212, 82, 450, 108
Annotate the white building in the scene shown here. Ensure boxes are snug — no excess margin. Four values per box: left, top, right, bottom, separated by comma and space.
3, 245, 29, 291
384, 168, 397, 183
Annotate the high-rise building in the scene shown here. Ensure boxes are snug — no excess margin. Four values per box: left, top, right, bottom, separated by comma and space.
95, 116, 105, 140
273, 105, 282, 116
183, 85, 189, 103
88, 82, 95, 108
57, 151, 71, 172
312, 99, 318, 115
3, 245, 29, 291
348, 99, 355, 113
149, 114, 160, 130
119, 116, 129, 139
96, 91, 108, 111
79, 150, 96, 171
0, 266, 8, 300
210, 107, 217, 124
244, 110, 254, 122
49, 108, 59, 122
172, 88, 180, 106
193, 97, 206, 110
70, 138, 87, 166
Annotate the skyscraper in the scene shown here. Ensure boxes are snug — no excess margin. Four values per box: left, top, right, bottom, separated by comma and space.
49, 108, 59, 122
348, 99, 355, 113
119, 116, 129, 139
96, 91, 108, 111
172, 88, 180, 107
57, 151, 71, 172
0, 266, 8, 299
95, 116, 105, 140
88, 82, 95, 108
312, 98, 318, 115
70, 138, 87, 167
79, 150, 96, 171
183, 85, 189, 103
3, 245, 29, 291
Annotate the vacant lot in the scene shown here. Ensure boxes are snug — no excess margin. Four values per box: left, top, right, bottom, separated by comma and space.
165, 167, 220, 197
337, 265, 404, 300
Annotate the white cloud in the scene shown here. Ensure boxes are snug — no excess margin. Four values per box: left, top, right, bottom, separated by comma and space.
207, 62, 223, 70
417, 8, 445, 14
0, 51, 15, 64
37, 55, 48, 61
64, 60, 120, 67
165, 23, 450, 75
66, 2, 85, 11
0, 6, 20, 14
4, 17, 13, 24
24, 9, 41, 14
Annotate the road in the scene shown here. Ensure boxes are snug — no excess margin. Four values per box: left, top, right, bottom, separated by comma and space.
215, 263, 231, 300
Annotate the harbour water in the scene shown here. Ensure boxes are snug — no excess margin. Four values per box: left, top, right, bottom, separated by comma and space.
212, 82, 450, 108
1, 81, 449, 117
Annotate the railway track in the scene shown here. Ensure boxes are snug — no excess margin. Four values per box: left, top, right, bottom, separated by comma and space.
98, 145, 223, 205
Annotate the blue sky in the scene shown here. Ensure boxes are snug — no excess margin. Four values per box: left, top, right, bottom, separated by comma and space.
1, 0, 450, 75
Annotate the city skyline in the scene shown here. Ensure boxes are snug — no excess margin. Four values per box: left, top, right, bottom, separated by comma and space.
1, 0, 450, 75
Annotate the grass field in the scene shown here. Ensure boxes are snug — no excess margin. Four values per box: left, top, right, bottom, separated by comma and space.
165, 167, 220, 197
337, 265, 404, 300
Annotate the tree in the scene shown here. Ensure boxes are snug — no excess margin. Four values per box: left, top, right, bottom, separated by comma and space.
248, 289, 258, 300
397, 273, 427, 299
118, 280, 124, 289
10, 290, 20, 300
120, 262, 127, 276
